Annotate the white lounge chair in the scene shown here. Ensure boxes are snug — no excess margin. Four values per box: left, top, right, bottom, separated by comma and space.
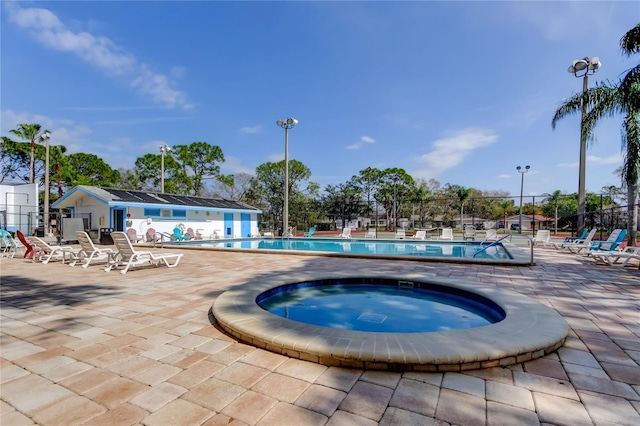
31, 236, 82, 264
553, 228, 597, 253
364, 229, 377, 239
106, 231, 183, 274
69, 231, 116, 268
338, 228, 352, 239
412, 230, 426, 240
590, 246, 640, 267
395, 229, 406, 239
463, 226, 476, 241
532, 230, 551, 247
440, 228, 454, 241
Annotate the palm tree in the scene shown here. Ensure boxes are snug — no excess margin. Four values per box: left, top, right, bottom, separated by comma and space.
9, 123, 50, 185
455, 186, 471, 229
543, 190, 563, 235
552, 24, 640, 246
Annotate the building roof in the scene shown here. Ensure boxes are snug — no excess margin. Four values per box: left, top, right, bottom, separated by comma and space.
52, 185, 261, 212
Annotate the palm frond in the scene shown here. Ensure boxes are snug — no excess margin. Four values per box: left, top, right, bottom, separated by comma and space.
620, 23, 640, 56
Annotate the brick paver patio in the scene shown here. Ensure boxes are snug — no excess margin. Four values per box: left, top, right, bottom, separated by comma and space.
1, 244, 639, 425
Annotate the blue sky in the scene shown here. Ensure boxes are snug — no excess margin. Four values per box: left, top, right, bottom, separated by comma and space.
2, 1, 639, 198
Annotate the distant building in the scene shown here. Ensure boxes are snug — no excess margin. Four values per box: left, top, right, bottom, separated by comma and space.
52, 186, 262, 241
0, 183, 39, 234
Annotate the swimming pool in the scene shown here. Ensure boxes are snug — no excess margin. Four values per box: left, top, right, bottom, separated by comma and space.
173, 237, 533, 265
257, 278, 506, 333
212, 272, 568, 371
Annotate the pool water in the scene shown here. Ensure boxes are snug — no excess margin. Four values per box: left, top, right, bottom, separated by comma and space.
179, 237, 511, 259
257, 279, 505, 333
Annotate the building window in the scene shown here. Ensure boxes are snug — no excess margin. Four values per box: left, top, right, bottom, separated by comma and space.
173, 210, 186, 218
144, 208, 161, 217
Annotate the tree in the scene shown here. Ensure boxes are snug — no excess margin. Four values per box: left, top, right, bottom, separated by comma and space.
323, 182, 363, 229
62, 153, 120, 188
375, 168, 415, 230
0, 136, 30, 183
248, 160, 317, 231
542, 190, 563, 234
454, 186, 471, 228
552, 23, 640, 245
172, 142, 226, 196
352, 167, 382, 221
8, 124, 49, 184
211, 172, 253, 201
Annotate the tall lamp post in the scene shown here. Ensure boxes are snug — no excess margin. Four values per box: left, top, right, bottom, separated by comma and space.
42, 131, 51, 236
568, 56, 600, 235
516, 165, 530, 232
159, 145, 171, 193
276, 118, 298, 236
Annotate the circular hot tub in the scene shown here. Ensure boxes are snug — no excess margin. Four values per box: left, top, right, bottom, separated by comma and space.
212, 272, 568, 371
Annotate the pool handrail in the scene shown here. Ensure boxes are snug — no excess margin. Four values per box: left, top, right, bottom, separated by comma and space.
475, 233, 534, 265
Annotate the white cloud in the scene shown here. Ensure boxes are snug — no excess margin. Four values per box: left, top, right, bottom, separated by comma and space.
219, 156, 255, 175
0, 109, 89, 150
5, 3, 191, 109
498, 174, 511, 179
413, 128, 498, 178
346, 135, 376, 150
558, 153, 623, 168
239, 125, 263, 135
361, 136, 375, 144
268, 153, 284, 162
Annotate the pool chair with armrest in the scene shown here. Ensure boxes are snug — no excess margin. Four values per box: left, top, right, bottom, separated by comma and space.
463, 226, 476, 241
126, 228, 144, 243
338, 228, 352, 239
395, 229, 406, 239
16, 230, 37, 259
564, 229, 588, 243
364, 229, 377, 239
106, 231, 183, 274
303, 227, 316, 238
553, 228, 597, 253
590, 246, 640, 267
532, 230, 551, 247
412, 230, 426, 240
172, 226, 190, 241
440, 228, 454, 241
484, 229, 499, 242
70, 231, 116, 268
145, 227, 161, 243
584, 229, 627, 256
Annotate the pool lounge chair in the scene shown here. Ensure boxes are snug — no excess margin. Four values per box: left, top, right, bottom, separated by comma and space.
586, 229, 627, 254
338, 228, 352, 239
106, 231, 183, 274
564, 229, 588, 243
172, 226, 190, 241
440, 228, 454, 241
590, 246, 640, 267
395, 229, 406, 239
303, 227, 316, 238
69, 231, 116, 268
412, 230, 426, 240
30, 236, 82, 264
364, 229, 377, 239
553, 228, 597, 253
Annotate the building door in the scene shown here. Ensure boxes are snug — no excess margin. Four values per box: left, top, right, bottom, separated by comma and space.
112, 209, 125, 232
224, 213, 234, 238
240, 213, 251, 237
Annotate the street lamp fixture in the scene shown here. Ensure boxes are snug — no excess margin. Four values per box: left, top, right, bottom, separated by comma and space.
276, 117, 298, 236
159, 145, 171, 193
516, 165, 530, 232
568, 56, 600, 235
42, 131, 51, 237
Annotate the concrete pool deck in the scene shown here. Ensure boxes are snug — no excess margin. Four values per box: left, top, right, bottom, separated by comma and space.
1, 244, 639, 425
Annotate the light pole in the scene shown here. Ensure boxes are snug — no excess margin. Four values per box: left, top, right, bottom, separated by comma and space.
276, 118, 298, 236
159, 145, 171, 193
516, 165, 530, 232
42, 131, 50, 236
568, 56, 600, 235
